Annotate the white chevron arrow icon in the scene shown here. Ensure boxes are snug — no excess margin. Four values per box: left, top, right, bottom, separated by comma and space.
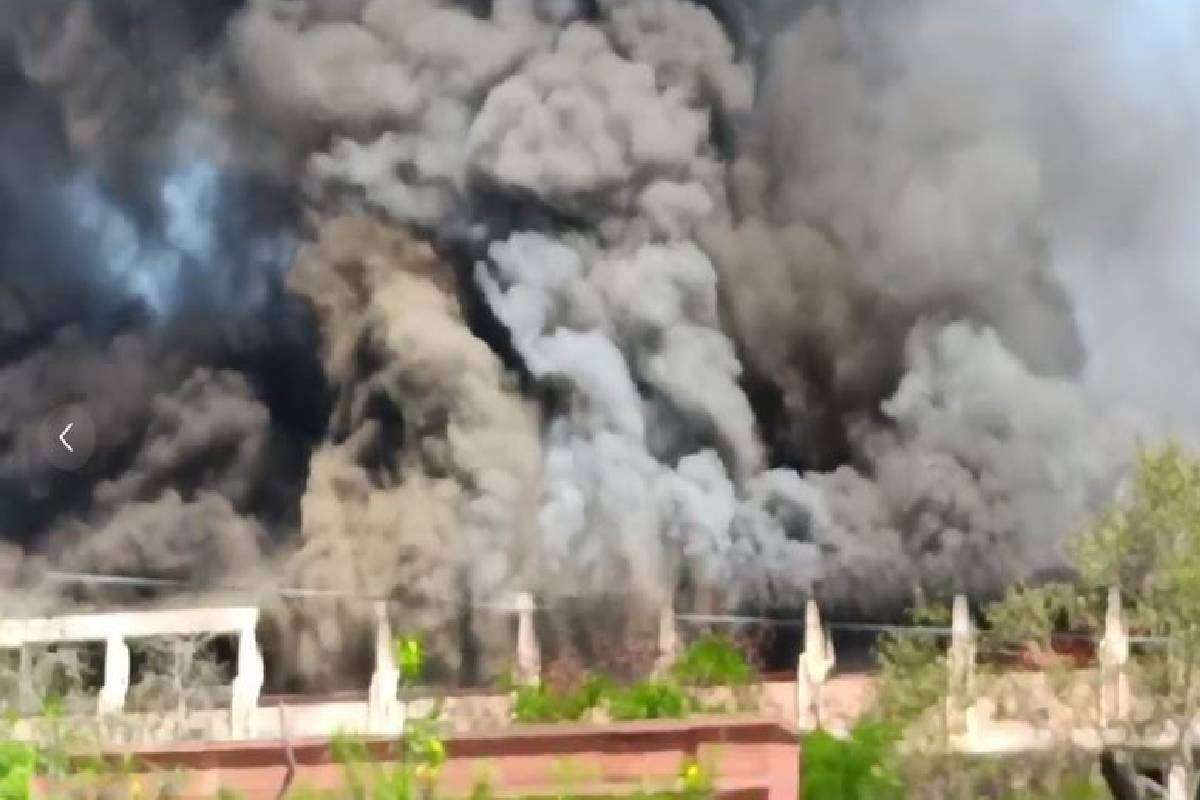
59, 422, 74, 453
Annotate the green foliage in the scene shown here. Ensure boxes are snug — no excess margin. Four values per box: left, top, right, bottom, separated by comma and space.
677, 759, 712, 800
513, 675, 692, 723
0, 740, 37, 800
868, 446, 1200, 798
908, 598, 951, 628
670, 636, 753, 688
512, 674, 614, 723
985, 582, 1091, 648
802, 721, 904, 800
511, 683, 564, 724
513, 637, 755, 725
605, 680, 691, 722
331, 712, 452, 800
394, 637, 425, 688
1067, 444, 1200, 718
1072, 444, 1200, 624
873, 628, 945, 726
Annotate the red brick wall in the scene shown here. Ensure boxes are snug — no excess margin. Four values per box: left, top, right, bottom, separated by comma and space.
39, 716, 800, 800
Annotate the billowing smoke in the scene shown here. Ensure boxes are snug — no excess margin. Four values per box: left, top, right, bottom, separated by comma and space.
1, 0, 1195, 684
0, 0, 325, 615
276, 216, 541, 685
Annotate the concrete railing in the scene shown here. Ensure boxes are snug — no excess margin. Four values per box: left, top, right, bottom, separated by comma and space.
790, 588, 1135, 737
1, 606, 264, 739
0, 597, 526, 742
6, 590, 1140, 757
792, 588, 1200, 798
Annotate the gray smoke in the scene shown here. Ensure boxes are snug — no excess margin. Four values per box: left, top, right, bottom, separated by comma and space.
702, 0, 1199, 610
5, 0, 1197, 685
478, 232, 817, 608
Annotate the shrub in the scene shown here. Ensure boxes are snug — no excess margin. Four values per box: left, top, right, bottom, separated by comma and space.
605, 680, 691, 721
0, 740, 37, 800
671, 636, 753, 688
394, 637, 425, 689
803, 721, 904, 800
511, 636, 758, 725
331, 712, 452, 800
512, 674, 614, 723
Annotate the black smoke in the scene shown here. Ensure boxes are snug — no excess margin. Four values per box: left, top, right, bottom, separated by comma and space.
0, 0, 328, 560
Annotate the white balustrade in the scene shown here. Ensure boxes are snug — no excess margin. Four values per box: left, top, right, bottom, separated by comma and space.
0, 606, 262, 736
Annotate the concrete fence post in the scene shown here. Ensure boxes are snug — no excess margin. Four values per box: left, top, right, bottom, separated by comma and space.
230, 611, 263, 740
515, 592, 540, 686
1099, 585, 1130, 727
796, 598, 834, 731
17, 644, 33, 715
368, 601, 403, 734
947, 594, 975, 733
1167, 760, 1188, 800
653, 599, 678, 678
97, 633, 130, 715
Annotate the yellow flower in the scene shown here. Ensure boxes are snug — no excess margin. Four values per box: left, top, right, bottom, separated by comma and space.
679, 760, 708, 791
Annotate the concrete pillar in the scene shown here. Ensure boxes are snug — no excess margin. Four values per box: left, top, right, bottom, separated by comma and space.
97, 633, 130, 715
796, 598, 834, 731
947, 594, 975, 732
1167, 760, 1188, 800
515, 592, 540, 686
367, 602, 403, 735
653, 599, 678, 678
17, 645, 33, 715
1099, 585, 1130, 727
230, 612, 263, 740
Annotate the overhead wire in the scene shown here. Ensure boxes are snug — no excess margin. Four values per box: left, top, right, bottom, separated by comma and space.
35, 569, 1169, 644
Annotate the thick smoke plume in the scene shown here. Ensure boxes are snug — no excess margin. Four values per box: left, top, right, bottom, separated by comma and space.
1, 0, 1195, 683
277, 215, 541, 685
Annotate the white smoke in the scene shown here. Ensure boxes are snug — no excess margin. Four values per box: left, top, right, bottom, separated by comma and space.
480, 231, 816, 606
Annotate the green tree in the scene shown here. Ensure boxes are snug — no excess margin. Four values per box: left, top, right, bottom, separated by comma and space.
868, 444, 1200, 799
1069, 443, 1200, 797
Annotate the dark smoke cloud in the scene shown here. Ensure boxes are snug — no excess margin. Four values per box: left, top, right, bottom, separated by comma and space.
704, 0, 1186, 612
0, 0, 326, 604
273, 215, 540, 687
1, 0, 1192, 684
